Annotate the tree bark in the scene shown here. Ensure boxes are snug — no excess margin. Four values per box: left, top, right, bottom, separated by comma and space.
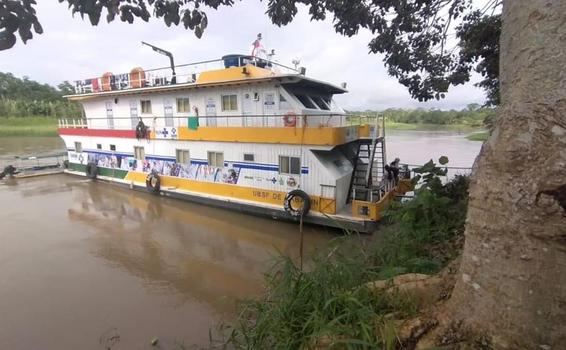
447, 1, 566, 348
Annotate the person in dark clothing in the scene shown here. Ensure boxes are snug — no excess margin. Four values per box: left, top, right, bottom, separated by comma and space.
384, 158, 401, 185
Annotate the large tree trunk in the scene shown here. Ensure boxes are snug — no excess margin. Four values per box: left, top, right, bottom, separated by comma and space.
447, 1, 566, 348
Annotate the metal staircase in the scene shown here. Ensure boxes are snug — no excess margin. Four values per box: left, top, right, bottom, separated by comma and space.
347, 115, 387, 203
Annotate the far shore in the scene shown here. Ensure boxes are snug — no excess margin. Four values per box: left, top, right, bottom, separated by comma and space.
0, 117, 487, 140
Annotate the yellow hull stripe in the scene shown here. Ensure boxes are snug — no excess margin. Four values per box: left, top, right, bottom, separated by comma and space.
173, 126, 365, 146
124, 171, 336, 215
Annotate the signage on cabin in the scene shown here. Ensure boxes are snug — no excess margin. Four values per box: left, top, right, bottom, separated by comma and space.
155, 127, 178, 139
206, 98, 216, 115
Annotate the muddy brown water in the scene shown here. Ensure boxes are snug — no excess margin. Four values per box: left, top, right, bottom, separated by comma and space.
0, 133, 481, 349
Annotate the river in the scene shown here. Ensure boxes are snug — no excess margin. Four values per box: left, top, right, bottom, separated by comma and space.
0, 131, 481, 349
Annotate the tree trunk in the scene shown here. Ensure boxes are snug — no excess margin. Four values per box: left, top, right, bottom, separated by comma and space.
447, 1, 566, 348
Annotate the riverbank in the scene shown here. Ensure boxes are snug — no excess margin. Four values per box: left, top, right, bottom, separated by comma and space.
0, 117, 58, 137
465, 131, 489, 141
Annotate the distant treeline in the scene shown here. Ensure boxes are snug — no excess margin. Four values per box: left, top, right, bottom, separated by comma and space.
353, 104, 497, 127
0, 72, 82, 118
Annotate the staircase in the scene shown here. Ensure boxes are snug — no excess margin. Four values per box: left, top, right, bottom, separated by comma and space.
348, 137, 386, 202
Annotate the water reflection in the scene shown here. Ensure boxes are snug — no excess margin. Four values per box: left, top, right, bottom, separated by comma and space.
67, 178, 334, 312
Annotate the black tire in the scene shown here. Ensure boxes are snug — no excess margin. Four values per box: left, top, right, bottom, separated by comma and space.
145, 172, 161, 194
284, 189, 311, 217
85, 162, 98, 179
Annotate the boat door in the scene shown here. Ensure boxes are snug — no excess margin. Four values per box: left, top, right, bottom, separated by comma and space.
164, 99, 174, 127
242, 91, 253, 126
263, 91, 276, 126
205, 97, 217, 127
105, 101, 114, 129
130, 100, 139, 129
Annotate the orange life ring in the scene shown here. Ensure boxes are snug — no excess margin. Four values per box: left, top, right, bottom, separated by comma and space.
283, 112, 297, 127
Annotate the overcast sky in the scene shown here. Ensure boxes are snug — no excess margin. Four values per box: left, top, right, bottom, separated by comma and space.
0, 1, 489, 110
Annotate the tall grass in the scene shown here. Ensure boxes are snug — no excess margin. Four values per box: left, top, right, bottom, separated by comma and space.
222, 164, 469, 349
0, 117, 59, 137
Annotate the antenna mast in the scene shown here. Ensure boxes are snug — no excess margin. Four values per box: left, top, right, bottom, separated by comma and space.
142, 41, 177, 84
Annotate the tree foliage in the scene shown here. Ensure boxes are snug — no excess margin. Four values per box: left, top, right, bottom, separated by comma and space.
0, 0, 501, 105
0, 72, 81, 118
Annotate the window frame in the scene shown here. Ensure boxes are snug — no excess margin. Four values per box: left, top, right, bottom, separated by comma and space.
243, 153, 255, 162
141, 100, 152, 114
207, 151, 224, 167
96, 144, 102, 150
110, 144, 116, 151
176, 149, 190, 165
74, 142, 82, 153
221, 94, 238, 112
279, 155, 301, 175
176, 97, 190, 114
134, 146, 145, 161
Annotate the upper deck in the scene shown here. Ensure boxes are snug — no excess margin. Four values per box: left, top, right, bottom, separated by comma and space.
60, 54, 377, 146
68, 55, 346, 100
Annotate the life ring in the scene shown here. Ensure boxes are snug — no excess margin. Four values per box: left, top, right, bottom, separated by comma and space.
85, 162, 98, 179
283, 112, 297, 127
145, 172, 161, 193
284, 189, 311, 217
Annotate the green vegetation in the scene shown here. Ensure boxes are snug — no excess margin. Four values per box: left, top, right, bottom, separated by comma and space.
0, 72, 81, 119
0, 117, 58, 137
354, 104, 496, 129
466, 131, 489, 142
223, 160, 469, 349
0, 72, 80, 136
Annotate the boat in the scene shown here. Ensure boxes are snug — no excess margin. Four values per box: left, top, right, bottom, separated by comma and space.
58, 45, 412, 233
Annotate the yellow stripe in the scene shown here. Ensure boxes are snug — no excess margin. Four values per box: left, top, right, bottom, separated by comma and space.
177, 126, 364, 146
124, 171, 336, 214
196, 65, 272, 84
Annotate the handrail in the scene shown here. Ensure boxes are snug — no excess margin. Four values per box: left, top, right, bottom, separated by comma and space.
72, 56, 300, 95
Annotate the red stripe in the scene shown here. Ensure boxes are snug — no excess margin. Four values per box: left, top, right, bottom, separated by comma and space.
58, 128, 136, 138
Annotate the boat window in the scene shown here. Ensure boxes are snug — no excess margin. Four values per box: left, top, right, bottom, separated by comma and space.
176, 149, 190, 164
221, 94, 238, 111
141, 100, 152, 114
74, 142, 82, 153
243, 153, 255, 162
279, 156, 301, 175
110, 144, 116, 151
311, 96, 330, 110
96, 144, 102, 150
134, 146, 145, 160
294, 94, 317, 109
176, 98, 190, 113
207, 151, 224, 167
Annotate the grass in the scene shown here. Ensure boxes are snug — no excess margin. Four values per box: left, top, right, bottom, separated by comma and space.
0, 117, 59, 137
221, 173, 470, 349
465, 131, 489, 142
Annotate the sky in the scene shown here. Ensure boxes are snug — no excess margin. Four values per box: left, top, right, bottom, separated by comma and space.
0, 1, 488, 111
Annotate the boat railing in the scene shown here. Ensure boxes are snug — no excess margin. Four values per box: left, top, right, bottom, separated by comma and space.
72, 56, 300, 95
58, 114, 385, 135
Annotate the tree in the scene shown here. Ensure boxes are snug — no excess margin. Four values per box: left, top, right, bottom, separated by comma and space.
446, 2, 566, 348
0, 0, 500, 105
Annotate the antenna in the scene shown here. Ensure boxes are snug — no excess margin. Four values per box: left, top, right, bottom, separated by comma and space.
142, 41, 176, 84
292, 58, 301, 70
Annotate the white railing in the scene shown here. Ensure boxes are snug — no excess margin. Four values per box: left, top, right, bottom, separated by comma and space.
58, 114, 385, 131
58, 119, 88, 128
73, 56, 300, 95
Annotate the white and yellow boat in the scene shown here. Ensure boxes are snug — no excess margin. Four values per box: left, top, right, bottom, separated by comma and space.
58, 52, 411, 232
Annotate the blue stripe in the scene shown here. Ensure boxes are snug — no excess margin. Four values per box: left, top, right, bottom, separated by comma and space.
78, 150, 309, 174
